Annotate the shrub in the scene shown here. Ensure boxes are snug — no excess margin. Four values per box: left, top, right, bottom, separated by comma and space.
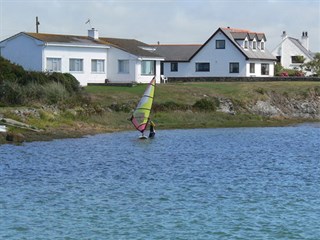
153, 101, 190, 112
0, 80, 24, 105
48, 72, 80, 94
42, 82, 69, 104
193, 98, 218, 111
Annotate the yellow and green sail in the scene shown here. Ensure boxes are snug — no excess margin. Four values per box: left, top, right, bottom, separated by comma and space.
131, 77, 156, 133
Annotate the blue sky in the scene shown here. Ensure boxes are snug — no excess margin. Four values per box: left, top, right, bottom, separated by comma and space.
0, 0, 319, 52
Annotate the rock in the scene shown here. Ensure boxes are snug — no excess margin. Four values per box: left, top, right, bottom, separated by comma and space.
251, 100, 284, 117
217, 98, 236, 115
6, 133, 25, 143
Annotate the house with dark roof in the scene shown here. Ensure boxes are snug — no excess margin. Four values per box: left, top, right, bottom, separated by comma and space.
271, 31, 314, 75
153, 27, 276, 78
0, 28, 164, 85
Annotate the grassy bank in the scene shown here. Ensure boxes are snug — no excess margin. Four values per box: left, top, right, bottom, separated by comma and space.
1, 81, 319, 144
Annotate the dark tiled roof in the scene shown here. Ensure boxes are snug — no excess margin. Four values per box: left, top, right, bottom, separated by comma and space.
151, 44, 202, 61
23, 32, 162, 58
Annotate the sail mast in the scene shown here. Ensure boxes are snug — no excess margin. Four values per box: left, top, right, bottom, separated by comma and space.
131, 77, 156, 133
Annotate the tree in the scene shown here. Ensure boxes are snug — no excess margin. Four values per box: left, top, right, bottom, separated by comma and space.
303, 52, 320, 76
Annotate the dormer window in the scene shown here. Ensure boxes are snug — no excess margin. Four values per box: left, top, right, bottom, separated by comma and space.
260, 41, 265, 50
252, 40, 257, 50
244, 40, 248, 49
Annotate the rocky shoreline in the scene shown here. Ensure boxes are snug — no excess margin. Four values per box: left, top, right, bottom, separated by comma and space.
1, 89, 319, 145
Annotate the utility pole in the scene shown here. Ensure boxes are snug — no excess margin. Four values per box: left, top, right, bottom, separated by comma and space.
36, 16, 40, 33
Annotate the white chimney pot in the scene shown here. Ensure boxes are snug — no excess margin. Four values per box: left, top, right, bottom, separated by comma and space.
88, 28, 99, 40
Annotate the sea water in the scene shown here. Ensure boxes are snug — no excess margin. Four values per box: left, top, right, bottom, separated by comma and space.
0, 125, 319, 239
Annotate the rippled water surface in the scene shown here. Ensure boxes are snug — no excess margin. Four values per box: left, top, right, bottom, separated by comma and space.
1, 125, 320, 239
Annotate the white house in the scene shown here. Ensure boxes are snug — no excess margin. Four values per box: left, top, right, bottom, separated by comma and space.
272, 31, 314, 75
154, 27, 276, 78
0, 29, 164, 86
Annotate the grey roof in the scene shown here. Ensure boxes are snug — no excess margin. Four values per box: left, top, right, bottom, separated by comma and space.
24, 32, 107, 46
20, 32, 162, 59
153, 28, 276, 62
288, 37, 314, 60
152, 44, 202, 61
100, 37, 163, 58
220, 28, 276, 61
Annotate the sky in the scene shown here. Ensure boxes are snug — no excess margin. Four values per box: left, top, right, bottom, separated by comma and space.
0, 0, 319, 52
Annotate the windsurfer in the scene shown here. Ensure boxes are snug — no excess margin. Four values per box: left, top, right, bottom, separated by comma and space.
149, 121, 156, 138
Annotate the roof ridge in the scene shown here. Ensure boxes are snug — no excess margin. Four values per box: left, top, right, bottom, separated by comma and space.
151, 44, 202, 46
222, 27, 264, 35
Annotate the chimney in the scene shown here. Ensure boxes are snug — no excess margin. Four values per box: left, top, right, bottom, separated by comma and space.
88, 28, 99, 40
281, 31, 287, 40
301, 31, 309, 50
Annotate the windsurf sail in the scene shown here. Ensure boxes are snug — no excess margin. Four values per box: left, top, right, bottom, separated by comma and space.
131, 77, 156, 133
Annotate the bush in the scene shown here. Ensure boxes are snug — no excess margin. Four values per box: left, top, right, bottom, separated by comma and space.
193, 98, 219, 111
42, 82, 69, 104
48, 72, 80, 94
153, 101, 190, 112
0, 80, 24, 105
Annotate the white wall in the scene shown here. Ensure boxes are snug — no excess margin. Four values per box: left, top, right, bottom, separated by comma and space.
0, 34, 43, 71
43, 45, 108, 86
107, 47, 162, 84
272, 38, 312, 70
163, 31, 247, 78
107, 47, 137, 83
163, 30, 274, 78
246, 61, 275, 77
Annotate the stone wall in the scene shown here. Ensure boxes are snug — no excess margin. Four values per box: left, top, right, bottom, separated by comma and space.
167, 77, 320, 83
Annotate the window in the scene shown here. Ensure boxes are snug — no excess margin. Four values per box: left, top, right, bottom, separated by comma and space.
250, 63, 255, 73
252, 41, 257, 50
46, 58, 61, 72
91, 59, 105, 73
171, 62, 178, 72
229, 62, 239, 73
261, 63, 269, 75
141, 60, 155, 75
291, 56, 304, 64
244, 40, 248, 49
118, 60, 129, 73
69, 59, 83, 72
216, 40, 225, 49
195, 62, 210, 72
260, 42, 265, 50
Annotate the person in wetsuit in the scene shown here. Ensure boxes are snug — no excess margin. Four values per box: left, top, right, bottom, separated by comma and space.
148, 121, 156, 138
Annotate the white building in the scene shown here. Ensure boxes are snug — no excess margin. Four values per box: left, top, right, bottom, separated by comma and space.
272, 31, 314, 75
0, 29, 164, 86
154, 27, 276, 78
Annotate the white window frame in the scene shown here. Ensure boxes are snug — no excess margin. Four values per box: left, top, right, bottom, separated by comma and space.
261, 63, 269, 75
118, 60, 129, 74
69, 58, 83, 72
91, 59, 105, 73
244, 40, 248, 49
250, 63, 255, 73
141, 60, 155, 75
252, 40, 257, 50
46, 58, 61, 72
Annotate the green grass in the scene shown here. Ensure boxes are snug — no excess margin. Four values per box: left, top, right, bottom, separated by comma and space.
84, 81, 320, 106
1, 81, 319, 143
